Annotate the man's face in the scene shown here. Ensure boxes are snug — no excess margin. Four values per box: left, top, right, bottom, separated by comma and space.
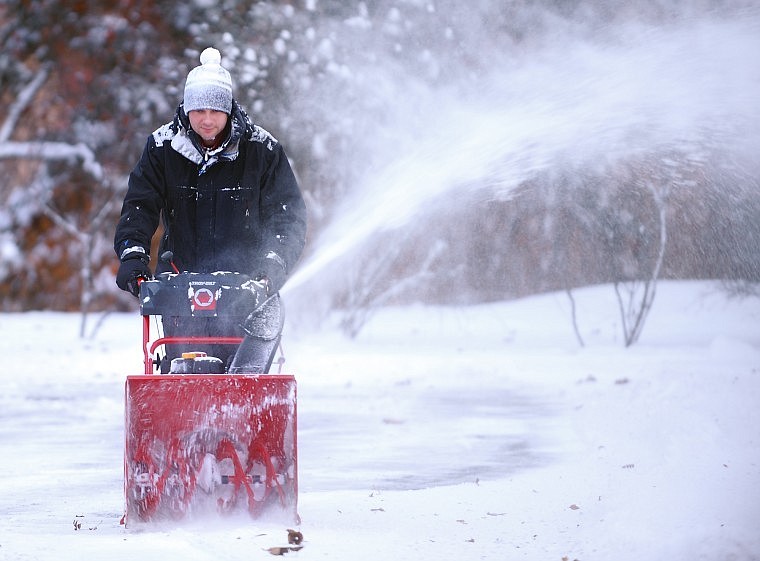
188, 109, 229, 147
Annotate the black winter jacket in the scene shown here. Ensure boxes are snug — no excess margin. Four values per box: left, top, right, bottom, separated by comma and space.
114, 101, 307, 293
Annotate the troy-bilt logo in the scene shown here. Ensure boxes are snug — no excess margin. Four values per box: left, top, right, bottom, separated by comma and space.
189, 282, 218, 313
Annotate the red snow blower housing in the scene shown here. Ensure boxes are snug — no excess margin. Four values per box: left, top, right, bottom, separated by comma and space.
123, 271, 297, 526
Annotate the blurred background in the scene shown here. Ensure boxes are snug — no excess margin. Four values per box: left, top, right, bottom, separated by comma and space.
1, 0, 758, 337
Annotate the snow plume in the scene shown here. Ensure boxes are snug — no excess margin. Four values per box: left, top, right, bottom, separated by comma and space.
284, 3, 760, 309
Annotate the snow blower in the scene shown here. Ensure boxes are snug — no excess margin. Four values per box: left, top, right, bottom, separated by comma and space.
123, 271, 297, 526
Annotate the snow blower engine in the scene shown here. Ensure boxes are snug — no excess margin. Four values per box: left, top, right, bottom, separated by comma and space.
123, 267, 298, 527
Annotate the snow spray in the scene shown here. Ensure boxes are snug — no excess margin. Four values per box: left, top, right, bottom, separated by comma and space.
284, 11, 760, 295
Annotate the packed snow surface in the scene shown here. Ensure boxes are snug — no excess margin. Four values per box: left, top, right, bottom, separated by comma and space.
0, 281, 758, 560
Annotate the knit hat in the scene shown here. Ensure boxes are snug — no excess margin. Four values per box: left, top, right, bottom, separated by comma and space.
183, 47, 233, 114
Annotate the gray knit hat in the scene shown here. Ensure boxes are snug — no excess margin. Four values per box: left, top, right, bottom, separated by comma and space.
183, 47, 233, 114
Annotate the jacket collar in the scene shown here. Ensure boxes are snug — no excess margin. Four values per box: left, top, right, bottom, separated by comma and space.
171, 100, 251, 173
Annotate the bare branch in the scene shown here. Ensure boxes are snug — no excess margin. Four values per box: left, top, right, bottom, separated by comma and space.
0, 64, 51, 142
565, 288, 585, 347
614, 179, 671, 347
41, 202, 85, 240
90, 188, 121, 228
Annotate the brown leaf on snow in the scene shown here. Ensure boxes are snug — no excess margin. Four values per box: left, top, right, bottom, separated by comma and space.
569, 504, 580, 510
287, 529, 303, 545
267, 546, 304, 556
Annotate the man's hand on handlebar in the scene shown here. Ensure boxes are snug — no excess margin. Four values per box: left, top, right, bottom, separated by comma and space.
117, 255, 153, 297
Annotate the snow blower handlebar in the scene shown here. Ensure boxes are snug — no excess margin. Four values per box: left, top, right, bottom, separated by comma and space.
138, 271, 267, 374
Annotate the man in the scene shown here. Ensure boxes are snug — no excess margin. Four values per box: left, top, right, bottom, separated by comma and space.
114, 47, 307, 373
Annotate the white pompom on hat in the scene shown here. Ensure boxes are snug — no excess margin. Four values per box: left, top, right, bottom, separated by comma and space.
183, 47, 233, 114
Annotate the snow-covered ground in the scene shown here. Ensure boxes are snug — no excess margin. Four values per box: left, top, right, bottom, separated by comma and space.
0, 280, 758, 560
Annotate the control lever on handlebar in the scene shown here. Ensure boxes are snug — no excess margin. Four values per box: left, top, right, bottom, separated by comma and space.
161, 250, 180, 274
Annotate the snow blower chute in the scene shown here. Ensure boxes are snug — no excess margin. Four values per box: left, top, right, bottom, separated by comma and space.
123, 271, 297, 526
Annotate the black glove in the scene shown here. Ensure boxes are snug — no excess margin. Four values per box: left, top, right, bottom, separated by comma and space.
116, 255, 152, 297
240, 276, 269, 314
255, 251, 287, 294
